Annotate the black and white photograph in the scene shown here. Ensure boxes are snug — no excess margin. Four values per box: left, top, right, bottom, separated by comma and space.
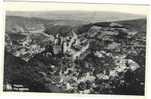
3, 6, 147, 95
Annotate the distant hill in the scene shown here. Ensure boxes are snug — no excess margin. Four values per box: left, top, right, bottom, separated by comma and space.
117, 19, 146, 32
6, 16, 47, 34
76, 18, 146, 34
6, 11, 146, 33
7, 11, 145, 22
5, 15, 87, 34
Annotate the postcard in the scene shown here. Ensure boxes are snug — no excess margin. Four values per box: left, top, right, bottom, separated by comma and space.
0, 2, 149, 99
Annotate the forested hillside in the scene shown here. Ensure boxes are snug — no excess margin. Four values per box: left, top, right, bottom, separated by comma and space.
4, 15, 146, 95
